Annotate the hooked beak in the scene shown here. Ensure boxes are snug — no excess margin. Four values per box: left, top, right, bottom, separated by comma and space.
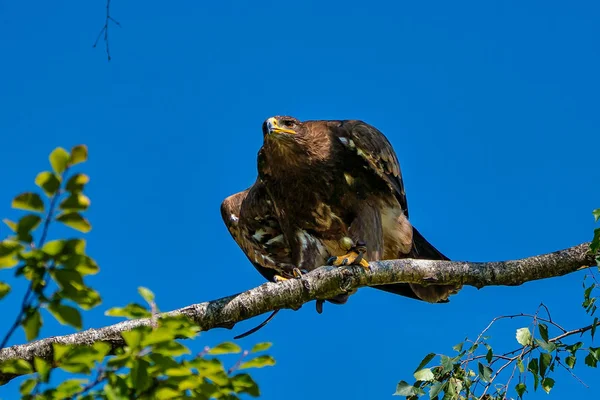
266, 117, 296, 135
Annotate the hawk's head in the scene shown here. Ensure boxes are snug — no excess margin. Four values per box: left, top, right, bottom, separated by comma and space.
259, 115, 332, 176
262, 116, 305, 139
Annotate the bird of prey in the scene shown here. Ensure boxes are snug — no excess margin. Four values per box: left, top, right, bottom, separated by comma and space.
221, 116, 460, 315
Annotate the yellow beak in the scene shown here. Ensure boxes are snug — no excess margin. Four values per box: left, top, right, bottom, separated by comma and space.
266, 117, 296, 134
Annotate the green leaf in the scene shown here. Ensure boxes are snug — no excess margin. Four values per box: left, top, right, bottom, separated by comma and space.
35, 171, 61, 197
66, 173, 90, 192
534, 338, 556, 353
516, 327, 532, 346
138, 286, 155, 303
593, 209, 600, 223
413, 368, 434, 382
414, 353, 436, 373
452, 342, 464, 352
538, 323, 549, 342
63, 254, 100, 276
394, 381, 417, 397
12, 192, 44, 213
485, 344, 493, 364
0, 240, 21, 257
0, 281, 11, 300
585, 348, 599, 367
0, 359, 33, 374
566, 341, 583, 355
55, 379, 86, 397
122, 329, 144, 349
34, 357, 51, 382
51, 269, 101, 309
231, 373, 260, 397
591, 228, 600, 254
56, 212, 91, 233
16, 214, 42, 242
19, 378, 37, 395
53, 343, 72, 362
70, 145, 88, 165
251, 342, 273, 353
239, 355, 276, 370
155, 387, 181, 399
565, 355, 576, 368
59, 193, 91, 211
165, 366, 193, 377
528, 357, 539, 373
542, 377, 555, 394
153, 341, 191, 357
48, 303, 82, 329
539, 353, 551, 377
130, 359, 151, 393
477, 362, 492, 383
592, 317, 598, 340
22, 309, 42, 341
515, 383, 527, 398
3, 218, 17, 232
0, 245, 19, 268
208, 342, 242, 355
429, 381, 443, 399
440, 355, 454, 373
517, 358, 525, 373
105, 303, 151, 319
49, 147, 70, 175
42, 239, 65, 257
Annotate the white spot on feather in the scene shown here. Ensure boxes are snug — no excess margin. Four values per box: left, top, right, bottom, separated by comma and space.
338, 137, 356, 149
266, 234, 284, 245
252, 229, 267, 242
230, 214, 239, 222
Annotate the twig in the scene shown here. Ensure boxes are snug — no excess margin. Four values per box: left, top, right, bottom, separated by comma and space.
93, 0, 121, 61
66, 367, 106, 400
555, 358, 588, 388
228, 350, 249, 375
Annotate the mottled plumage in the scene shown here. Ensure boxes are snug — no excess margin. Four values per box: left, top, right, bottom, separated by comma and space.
221, 116, 460, 307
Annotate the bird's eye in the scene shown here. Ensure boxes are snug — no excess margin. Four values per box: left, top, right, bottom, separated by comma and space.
281, 120, 294, 127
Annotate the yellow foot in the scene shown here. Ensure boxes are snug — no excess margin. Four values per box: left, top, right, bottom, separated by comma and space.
274, 268, 303, 282
326, 241, 370, 271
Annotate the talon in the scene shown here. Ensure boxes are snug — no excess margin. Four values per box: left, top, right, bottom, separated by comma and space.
292, 268, 303, 278
274, 275, 288, 282
327, 241, 371, 271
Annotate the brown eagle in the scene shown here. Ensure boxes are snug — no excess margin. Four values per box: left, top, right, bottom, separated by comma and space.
221, 116, 460, 314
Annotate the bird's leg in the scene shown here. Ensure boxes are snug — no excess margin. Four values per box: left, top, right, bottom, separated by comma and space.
326, 238, 370, 271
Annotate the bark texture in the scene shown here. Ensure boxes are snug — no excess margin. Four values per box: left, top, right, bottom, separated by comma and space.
0, 242, 595, 384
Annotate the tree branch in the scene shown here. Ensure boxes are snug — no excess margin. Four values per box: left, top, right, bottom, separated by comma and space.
0, 242, 595, 384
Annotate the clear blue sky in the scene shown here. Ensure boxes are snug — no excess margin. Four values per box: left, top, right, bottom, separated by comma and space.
1, 1, 599, 399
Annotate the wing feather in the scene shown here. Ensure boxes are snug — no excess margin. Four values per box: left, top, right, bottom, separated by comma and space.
220, 180, 293, 282
334, 120, 409, 217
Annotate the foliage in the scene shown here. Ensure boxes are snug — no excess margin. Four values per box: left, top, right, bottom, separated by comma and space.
0, 146, 273, 399
395, 210, 600, 400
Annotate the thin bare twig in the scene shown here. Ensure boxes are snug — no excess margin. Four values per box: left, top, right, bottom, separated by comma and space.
93, 0, 121, 61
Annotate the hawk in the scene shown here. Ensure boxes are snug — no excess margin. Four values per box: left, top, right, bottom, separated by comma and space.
221, 116, 460, 315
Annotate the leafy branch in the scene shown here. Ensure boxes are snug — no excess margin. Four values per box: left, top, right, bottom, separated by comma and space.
0, 146, 274, 398
396, 211, 600, 400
